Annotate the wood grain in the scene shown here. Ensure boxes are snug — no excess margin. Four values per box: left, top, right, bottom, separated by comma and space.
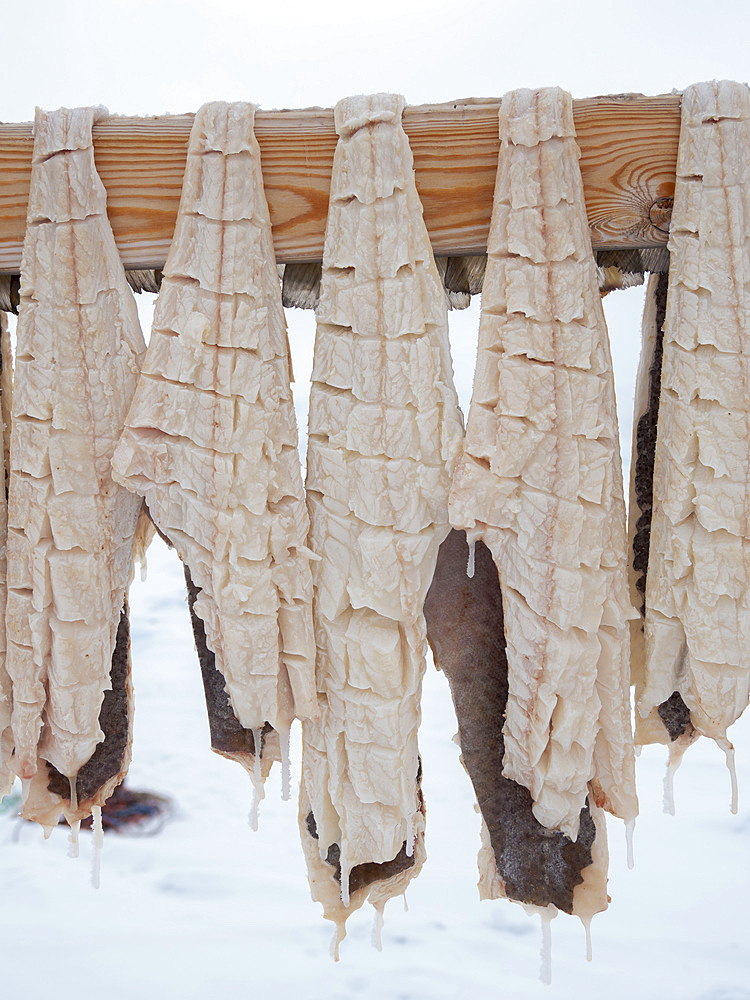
0, 95, 681, 273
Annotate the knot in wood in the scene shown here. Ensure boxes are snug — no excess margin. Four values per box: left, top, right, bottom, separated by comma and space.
648, 197, 673, 233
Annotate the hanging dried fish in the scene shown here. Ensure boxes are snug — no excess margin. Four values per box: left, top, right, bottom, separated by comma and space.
630, 81, 750, 807
299, 93, 464, 952
424, 528, 608, 930
448, 88, 637, 852
5, 106, 146, 831
112, 102, 316, 811
0, 313, 13, 798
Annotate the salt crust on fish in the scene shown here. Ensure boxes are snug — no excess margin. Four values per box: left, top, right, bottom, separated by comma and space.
449, 88, 637, 840
636, 81, 750, 755
112, 102, 316, 767
300, 93, 464, 940
5, 107, 146, 825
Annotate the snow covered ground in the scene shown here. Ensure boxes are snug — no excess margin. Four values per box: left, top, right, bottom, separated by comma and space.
1, 290, 748, 999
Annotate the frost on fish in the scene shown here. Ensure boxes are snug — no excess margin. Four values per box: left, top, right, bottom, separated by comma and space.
5, 106, 145, 826
424, 529, 607, 919
112, 102, 316, 786
0, 313, 13, 798
635, 81, 750, 772
448, 88, 637, 840
300, 93, 464, 941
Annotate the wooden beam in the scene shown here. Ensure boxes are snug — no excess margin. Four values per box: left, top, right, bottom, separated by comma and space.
0, 94, 681, 273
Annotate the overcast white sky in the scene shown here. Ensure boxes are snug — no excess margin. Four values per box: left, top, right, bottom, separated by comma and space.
3, 0, 748, 120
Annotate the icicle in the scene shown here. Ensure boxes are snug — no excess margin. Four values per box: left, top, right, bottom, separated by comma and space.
329, 921, 345, 962
663, 739, 690, 815
402, 891, 409, 913
466, 538, 476, 579
247, 727, 265, 831
371, 903, 385, 951
20, 777, 31, 806
581, 915, 593, 962
90, 805, 103, 889
279, 725, 291, 802
405, 812, 415, 858
717, 738, 739, 814
539, 909, 554, 985
67, 776, 80, 857
248, 784, 264, 832
339, 846, 351, 908
663, 761, 677, 815
318, 836, 329, 862
131, 511, 151, 581
522, 903, 557, 984
68, 820, 80, 859
340, 869, 351, 908
68, 775, 78, 814
625, 818, 636, 870
252, 728, 263, 784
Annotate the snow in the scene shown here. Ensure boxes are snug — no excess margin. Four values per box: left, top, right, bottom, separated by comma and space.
0, 534, 748, 997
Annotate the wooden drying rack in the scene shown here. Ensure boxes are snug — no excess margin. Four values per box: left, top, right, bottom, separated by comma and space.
0, 94, 681, 273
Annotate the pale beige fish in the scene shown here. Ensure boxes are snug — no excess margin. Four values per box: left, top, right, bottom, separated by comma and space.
636, 82, 750, 785
449, 87, 637, 840
424, 529, 608, 924
21, 599, 135, 833
6, 107, 145, 825
300, 93, 464, 945
112, 102, 316, 788
0, 313, 13, 798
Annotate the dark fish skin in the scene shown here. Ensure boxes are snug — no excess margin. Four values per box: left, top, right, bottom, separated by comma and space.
47, 601, 132, 803
632, 272, 669, 610
657, 690, 694, 742
304, 797, 418, 895
183, 564, 266, 760
423, 529, 595, 914
631, 272, 693, 742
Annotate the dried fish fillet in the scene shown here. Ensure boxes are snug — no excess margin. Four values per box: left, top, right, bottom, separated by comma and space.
112, 102, 316, 793
633, 81, 750, 787
5, 106, 145, 826
449, 88, 637, 840
0, 313, 13, 798
424, 529, 608, 922
627, 272, 693, 750
183, 564, 280, 794
21, 599, 135, 830
300, 93, 464, 946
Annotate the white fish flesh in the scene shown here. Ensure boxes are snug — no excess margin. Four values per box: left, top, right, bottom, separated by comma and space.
633, 81, 750, 770
449, 88, 637, 840
5, 106, 145, 827
112, 102, 316, 786
0, 313, 13, 798
300, 93, 464, 944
